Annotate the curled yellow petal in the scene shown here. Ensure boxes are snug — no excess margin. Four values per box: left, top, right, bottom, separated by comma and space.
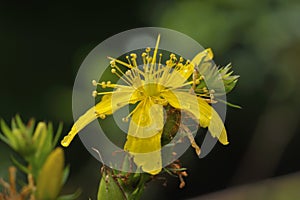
191, 48, 213, 66
162, 90, 228, 145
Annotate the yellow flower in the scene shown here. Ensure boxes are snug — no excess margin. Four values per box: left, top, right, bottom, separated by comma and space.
61, 35, 228, 175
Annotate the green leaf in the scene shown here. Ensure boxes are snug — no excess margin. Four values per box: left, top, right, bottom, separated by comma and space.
52, 122, 63, 148
26, 118, 36, 136
129, 173, 149, 200
97, 169, 127, 200
0, 133, 10, 146
61, 165, 70, 185
57, 189, 81, 200
15, 114, 27, 136
0, 119, 16, 148
196, 62, 239, 95
11, 155, 30, 174
217, 98, 242, 109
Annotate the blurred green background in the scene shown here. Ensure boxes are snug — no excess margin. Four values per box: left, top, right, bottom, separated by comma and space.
1, 0, 300, 199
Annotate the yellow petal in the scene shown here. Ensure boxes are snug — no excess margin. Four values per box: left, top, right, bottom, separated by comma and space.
176, 63, 195, 80
124, 98, 164, 174
61, 87, 138, 147
128, 98, 164, 138
191, 48, 213, 66
124, 131, 162, 175
162, 68, 189, 88
162, 90, 228, 145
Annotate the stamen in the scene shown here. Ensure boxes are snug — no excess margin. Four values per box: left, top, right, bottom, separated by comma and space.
130, 53, 138, 68
110, 68, 133, 86
93, 91, 114, 96
107, 56, 133, 69
123, 101, 143, 124
164, 78, 202, 91
111, 61, 135, 85
126, 56, 132, 66
158, 53, 162, 67
141, 52, 147, 68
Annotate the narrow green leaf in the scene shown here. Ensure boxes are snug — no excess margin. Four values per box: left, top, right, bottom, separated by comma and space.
0, 119, 16, 148
15, 114, 27, 135
27, 118, 36, 136
11, 155, 30, 174
57, 189, 81, 200
217, 98, 242, 109
47, 122, 54, 142
0, 133, 11, 146
61, 165, 70, 185
52, 122, 63, 148
11, 118, 17, 130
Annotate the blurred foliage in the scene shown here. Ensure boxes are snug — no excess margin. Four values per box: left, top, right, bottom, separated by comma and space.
150, 0, 300, 98
197, 171, 300, 200
0, 115, 63, 179
0, 115, 79, 200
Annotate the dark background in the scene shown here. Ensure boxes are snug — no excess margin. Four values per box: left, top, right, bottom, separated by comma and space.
1, 0, 300, 199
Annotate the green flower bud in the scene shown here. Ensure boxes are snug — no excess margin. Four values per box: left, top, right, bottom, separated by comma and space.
36, 147, 64, 200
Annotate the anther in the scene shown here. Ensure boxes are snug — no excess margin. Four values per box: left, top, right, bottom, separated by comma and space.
179, 57, 184, 63
158, 53, 163, 66
92, 80, 97, 86
145, 47, 151, 53
130, 53, 137, 59
125, 70, 131, 76
99, 114, 106, 119
122, 117, 129, 122
92, 90, 98, 97
110, 60, 116, 66
101, 81, 106, 89
111, 68, 116, 73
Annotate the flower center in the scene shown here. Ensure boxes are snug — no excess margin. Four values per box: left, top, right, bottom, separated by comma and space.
143, 83, 162, 97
